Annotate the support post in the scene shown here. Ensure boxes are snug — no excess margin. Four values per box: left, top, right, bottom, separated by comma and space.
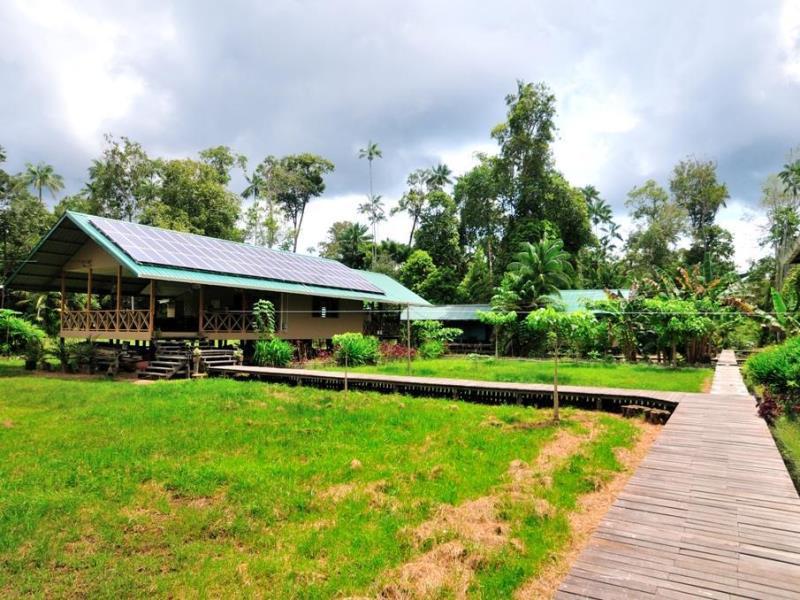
406, 304, 412, 374
241, 292, 246, 336
149, 279, 156, 337
60, 271, 66, 332
115, 264, 122, 333
86, 267, 92, 334
198, 285, 204, 336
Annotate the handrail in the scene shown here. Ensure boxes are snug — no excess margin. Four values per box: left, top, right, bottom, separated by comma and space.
202, 310, 255, 334
61, 309, 151, 333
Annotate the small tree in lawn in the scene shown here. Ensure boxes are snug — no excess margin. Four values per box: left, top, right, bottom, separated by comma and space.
526, 308, 593, 422
476, 309, 517, 357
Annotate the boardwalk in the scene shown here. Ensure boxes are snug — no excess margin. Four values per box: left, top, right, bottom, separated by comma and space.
209, 364, 682, 412
558, 351, 800, 599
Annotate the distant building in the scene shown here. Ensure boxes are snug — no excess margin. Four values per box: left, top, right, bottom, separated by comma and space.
399, 290, 628, 348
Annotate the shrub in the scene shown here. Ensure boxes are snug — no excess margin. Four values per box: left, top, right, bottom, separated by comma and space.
379, 341, 415, 362
744, 337, 800, 418
0, 309, 45, 354
253, 338, 294, 367
413, 320, 463, 345
419, 339, 445, 359
332, 332, 379, 366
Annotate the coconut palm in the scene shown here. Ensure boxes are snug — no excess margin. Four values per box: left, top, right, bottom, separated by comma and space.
508, 238, 574, 309
357, 194, 386, 266
426, 163, 452, 189
779, 160, 800, 200
22, 162, 64, 202
339, 222, 373, 269
358, 140, 382, 198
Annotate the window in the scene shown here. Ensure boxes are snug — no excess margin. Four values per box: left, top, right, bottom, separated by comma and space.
312, 297, 339, 318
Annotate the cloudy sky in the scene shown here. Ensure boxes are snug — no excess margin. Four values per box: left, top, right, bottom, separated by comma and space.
1, 0, 799, 267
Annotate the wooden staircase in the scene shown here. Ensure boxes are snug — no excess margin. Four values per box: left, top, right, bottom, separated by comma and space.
138, 340, 237, 380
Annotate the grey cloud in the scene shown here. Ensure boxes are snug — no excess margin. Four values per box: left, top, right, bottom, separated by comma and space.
0, 0, 797, 214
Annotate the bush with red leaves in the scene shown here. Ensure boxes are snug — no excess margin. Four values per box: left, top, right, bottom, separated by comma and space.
379, 342, 416, 362
757, 390, 782, 424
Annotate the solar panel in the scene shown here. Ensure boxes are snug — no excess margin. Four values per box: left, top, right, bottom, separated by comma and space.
89, 217, 385, 294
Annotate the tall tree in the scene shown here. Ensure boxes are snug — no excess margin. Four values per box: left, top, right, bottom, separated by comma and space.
414, 190, 462, 270
141, 158, 242, 240
392, 168, 429, 245
669, 157, 729, 270
624, 179, 685, 277
0, 160, 53, 293
198, 146, 246, 185
22, 162, 64, 203
84, 135, 158, 221
490, 81, 591, 263
358, 140, 382, 199
358, 194, 386, 266
271, 153, 335, 252
582, 185, 612, 239
454, 156, 505, 283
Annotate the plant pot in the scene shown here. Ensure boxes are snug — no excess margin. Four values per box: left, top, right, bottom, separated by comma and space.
136, 360, 149, 371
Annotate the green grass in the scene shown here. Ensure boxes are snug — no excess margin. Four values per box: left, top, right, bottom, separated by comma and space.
0, 360, 641, 597
773, 417, 800, 489
318, 356, 712, 393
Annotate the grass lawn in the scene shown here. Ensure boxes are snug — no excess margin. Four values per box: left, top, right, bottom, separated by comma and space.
773, 417, 800, 488
0, 359, 648, 598
318, 356, 712, 393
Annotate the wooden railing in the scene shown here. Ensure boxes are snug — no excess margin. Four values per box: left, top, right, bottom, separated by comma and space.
202, 310, 255, 335
61, 309, 152, 334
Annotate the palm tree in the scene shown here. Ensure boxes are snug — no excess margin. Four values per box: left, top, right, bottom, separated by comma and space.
779, 160, 800, 201
583, 185, 612, 239
358, 140, 382, 198
426, 163, 452, 189
508, 238, 574, 309
358, 194, 386, 266
339, 222, 373, 269
23, 162, 64, 203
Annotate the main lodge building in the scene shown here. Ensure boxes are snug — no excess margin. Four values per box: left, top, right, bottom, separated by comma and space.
5, 212, 429, 344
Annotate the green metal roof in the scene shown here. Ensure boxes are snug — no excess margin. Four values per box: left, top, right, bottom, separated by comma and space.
401, 304, 492, 321
400, 290, 630, 321
6, 212, 431, 306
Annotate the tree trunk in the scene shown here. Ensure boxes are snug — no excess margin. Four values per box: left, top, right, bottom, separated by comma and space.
553, 341, 560, 422
495, 326, 499, 358
408, 215, 418, 246
293, 202, 307, 252
671, 339, 677, 368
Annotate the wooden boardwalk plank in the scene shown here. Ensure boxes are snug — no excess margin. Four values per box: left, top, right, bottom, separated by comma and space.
558, 350, 800, 598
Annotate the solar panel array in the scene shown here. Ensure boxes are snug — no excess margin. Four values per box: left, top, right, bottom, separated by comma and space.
89, 217, 384, 294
